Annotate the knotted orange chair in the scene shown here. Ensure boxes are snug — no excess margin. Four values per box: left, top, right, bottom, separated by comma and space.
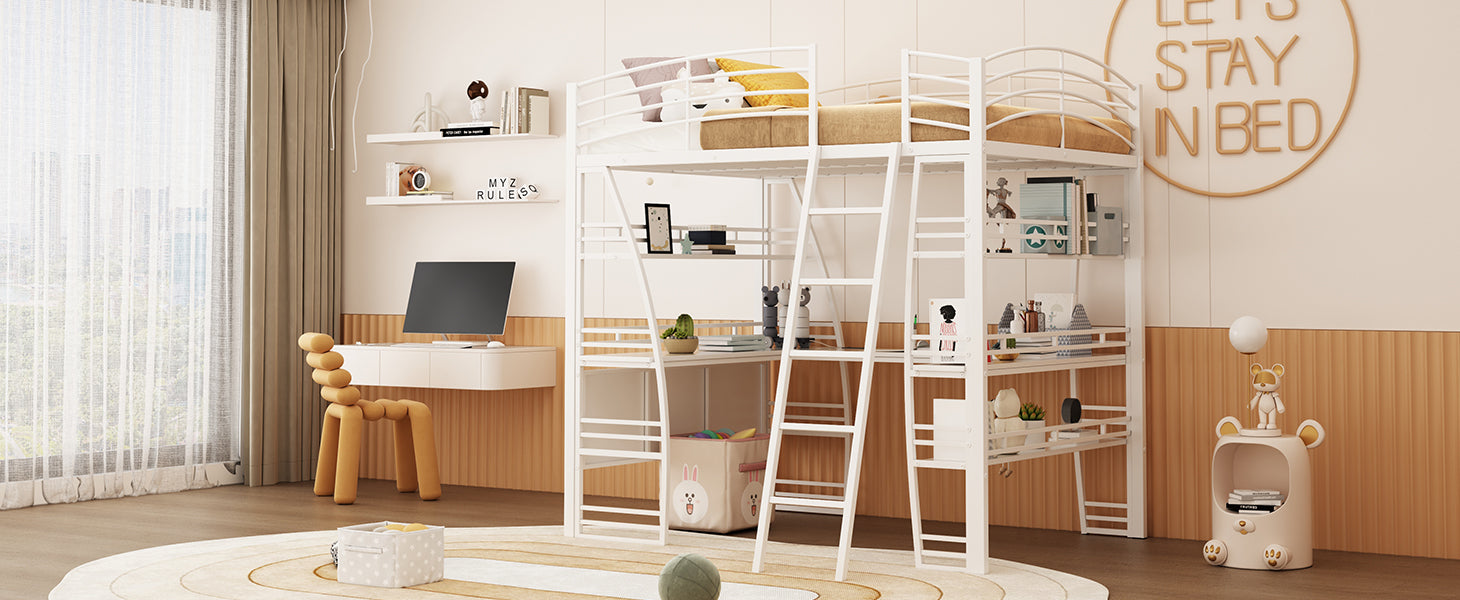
299, 332, 441, 504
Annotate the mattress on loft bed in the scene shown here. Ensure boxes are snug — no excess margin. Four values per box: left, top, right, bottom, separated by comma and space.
699, 102, 1132, 154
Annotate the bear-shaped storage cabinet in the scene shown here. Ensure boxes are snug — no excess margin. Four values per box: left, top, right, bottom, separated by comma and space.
1206, 420, 1324, 570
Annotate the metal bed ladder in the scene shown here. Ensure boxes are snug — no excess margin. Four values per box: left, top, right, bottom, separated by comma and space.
751, 143, 903, 582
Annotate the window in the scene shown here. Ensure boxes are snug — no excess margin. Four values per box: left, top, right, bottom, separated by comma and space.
0, 0, 246, 507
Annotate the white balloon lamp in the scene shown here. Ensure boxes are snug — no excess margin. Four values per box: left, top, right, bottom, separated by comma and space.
1228, 316, 1268, 355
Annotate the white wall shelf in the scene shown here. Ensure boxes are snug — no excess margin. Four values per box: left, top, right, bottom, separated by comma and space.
366, 132, 556, 145
366, 194, 558, 206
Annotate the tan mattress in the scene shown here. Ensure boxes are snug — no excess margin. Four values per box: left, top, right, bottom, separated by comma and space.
700, 102, 1132, 154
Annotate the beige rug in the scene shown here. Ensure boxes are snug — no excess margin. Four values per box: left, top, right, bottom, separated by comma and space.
52, 526, 1107, 599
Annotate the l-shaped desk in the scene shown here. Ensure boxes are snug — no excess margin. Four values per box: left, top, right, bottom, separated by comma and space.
334, 344, 556, 390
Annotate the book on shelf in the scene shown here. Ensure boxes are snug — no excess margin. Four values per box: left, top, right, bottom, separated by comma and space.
691, 244, 735, 251
690, 249, 737, 255
686, 225, 728, 245
501, 87, 549, 135
1227, 503, 1281, 513
441, 125, 497, 137
447, 121, 497, 129
699, 338, 771, 352
700, 334, 769, 343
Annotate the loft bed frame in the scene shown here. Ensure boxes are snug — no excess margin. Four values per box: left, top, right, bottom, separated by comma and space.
564, 45, 1146, 581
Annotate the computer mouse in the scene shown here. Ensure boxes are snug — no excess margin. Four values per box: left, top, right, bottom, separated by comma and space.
486, 341, 506, 348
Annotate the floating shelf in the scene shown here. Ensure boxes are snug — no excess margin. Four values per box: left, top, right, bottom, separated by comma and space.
366, 132, 557, 145
366, 194, 558, 206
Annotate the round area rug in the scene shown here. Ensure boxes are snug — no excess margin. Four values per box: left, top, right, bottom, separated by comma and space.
52, 526, 1107, 599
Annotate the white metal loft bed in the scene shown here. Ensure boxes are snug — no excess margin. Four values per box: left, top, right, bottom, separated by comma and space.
564, 44, 1146, 582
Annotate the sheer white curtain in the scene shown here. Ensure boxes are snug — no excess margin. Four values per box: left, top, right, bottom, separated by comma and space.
0, 0, 247, 509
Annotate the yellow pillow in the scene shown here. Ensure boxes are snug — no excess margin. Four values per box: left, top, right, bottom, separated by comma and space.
715, 57, 816, 108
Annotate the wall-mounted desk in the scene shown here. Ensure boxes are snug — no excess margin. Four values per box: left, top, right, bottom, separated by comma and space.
334, 344, 556, 391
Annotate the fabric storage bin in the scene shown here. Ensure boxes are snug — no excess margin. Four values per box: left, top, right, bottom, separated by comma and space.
668, 434, 772, 533
336, 521, 445, 588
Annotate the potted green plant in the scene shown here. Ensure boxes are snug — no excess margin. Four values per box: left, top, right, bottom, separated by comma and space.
660, 313, 698, 354
1019, 402, 1046, 449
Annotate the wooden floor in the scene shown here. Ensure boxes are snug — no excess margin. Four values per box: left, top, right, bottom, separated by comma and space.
3, 481, 1456, 599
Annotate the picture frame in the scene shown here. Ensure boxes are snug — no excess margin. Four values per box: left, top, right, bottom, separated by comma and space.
644, 203, 673, 254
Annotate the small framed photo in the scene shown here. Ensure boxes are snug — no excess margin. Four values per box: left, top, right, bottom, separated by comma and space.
644, 203, 673, 254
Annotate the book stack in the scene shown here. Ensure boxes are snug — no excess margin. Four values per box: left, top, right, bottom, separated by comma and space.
686, 224, 735, 255
1017, 176, 1088, 255
1227, 489, 1285, 514
698, 334, 771, 352
500, 87, 549, 135
441, 121, 498, 137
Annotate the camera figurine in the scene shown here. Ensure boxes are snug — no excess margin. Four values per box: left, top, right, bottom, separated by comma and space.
399, 165, 430, 195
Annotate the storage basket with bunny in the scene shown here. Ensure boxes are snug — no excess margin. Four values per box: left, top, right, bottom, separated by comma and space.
668, 431, 771, 533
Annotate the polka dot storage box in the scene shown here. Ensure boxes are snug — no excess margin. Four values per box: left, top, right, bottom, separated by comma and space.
336, 521, 445, 588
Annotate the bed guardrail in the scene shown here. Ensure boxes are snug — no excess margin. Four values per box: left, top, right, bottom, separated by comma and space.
571, 46, 817, 152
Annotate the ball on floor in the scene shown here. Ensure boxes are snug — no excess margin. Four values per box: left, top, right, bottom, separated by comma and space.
659, 553, 720, 600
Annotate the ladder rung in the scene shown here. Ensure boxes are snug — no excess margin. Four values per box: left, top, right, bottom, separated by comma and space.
767, 494, 848, 510
578, 448, 663, 461
920, 533, 966, 544
580, 519, 661, 532
581, 341, 651, 349
808, 206, 883, 215
1085, 501, 1127, 510
785, 415, 848, 424
581, 505, 662, 518
1085, 526, 1130, 536
914, 459, 966, 470
580, 236, 631, 243
799, 277, 874, 286
785, 402, 846, 410
917, 217, 969, 224
580, 417, 662, 428
775, 479, 846, 489
920, 549, 967, 560
788, 349, 871, 361
913, 251, 965, 259
579, 432, 660, 442
915, 232, 966, 239
778, 422, 857, 434
1085, 515, 1129, 524
581, 327, 653, 335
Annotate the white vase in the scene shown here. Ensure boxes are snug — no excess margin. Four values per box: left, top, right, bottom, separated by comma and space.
1022, 419, 1046, 450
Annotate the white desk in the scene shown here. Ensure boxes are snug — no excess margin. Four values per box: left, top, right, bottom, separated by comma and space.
334, 344, 556, 391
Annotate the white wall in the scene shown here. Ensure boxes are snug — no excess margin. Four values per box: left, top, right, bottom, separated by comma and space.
341, 0, 1460, 332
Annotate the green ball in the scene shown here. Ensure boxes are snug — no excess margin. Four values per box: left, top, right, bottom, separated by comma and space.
658, 553, 721, 600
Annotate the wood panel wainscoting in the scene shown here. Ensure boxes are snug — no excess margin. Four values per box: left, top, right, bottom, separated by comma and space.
340, 315, 1460, 560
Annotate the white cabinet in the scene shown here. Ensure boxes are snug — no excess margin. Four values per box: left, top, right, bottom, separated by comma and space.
334, 345, 555, 391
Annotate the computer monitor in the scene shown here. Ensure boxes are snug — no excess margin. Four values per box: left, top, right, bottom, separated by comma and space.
402, 261, 515, 338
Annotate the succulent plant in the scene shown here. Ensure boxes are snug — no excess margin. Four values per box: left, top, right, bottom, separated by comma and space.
1019, 402, 1045, 421
660, 313, 696, 339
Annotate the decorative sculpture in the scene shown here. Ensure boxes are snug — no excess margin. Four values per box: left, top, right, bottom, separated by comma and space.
761, 285, 782, 349
985, 177, 1016, 253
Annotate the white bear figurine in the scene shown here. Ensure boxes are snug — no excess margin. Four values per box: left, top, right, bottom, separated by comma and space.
988, 388, 1023, 452
659, 67, 745, 123
1249, 363, 1286, 430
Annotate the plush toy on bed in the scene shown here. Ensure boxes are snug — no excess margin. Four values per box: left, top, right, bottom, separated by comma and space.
659, 67, 746, 123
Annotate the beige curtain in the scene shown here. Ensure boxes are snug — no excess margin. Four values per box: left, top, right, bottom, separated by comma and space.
243, 0, 345, 486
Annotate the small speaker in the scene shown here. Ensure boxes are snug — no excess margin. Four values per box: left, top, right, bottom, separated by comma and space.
1062, 397, 1082, 424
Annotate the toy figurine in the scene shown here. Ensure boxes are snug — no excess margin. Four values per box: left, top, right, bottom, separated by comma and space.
681, 237, 694, 254
986, 177, 1016, 253
761, 285, 782, 349
467, 80, 490, 123
794, 286, 812, 349
1249, 363, 1286, 429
